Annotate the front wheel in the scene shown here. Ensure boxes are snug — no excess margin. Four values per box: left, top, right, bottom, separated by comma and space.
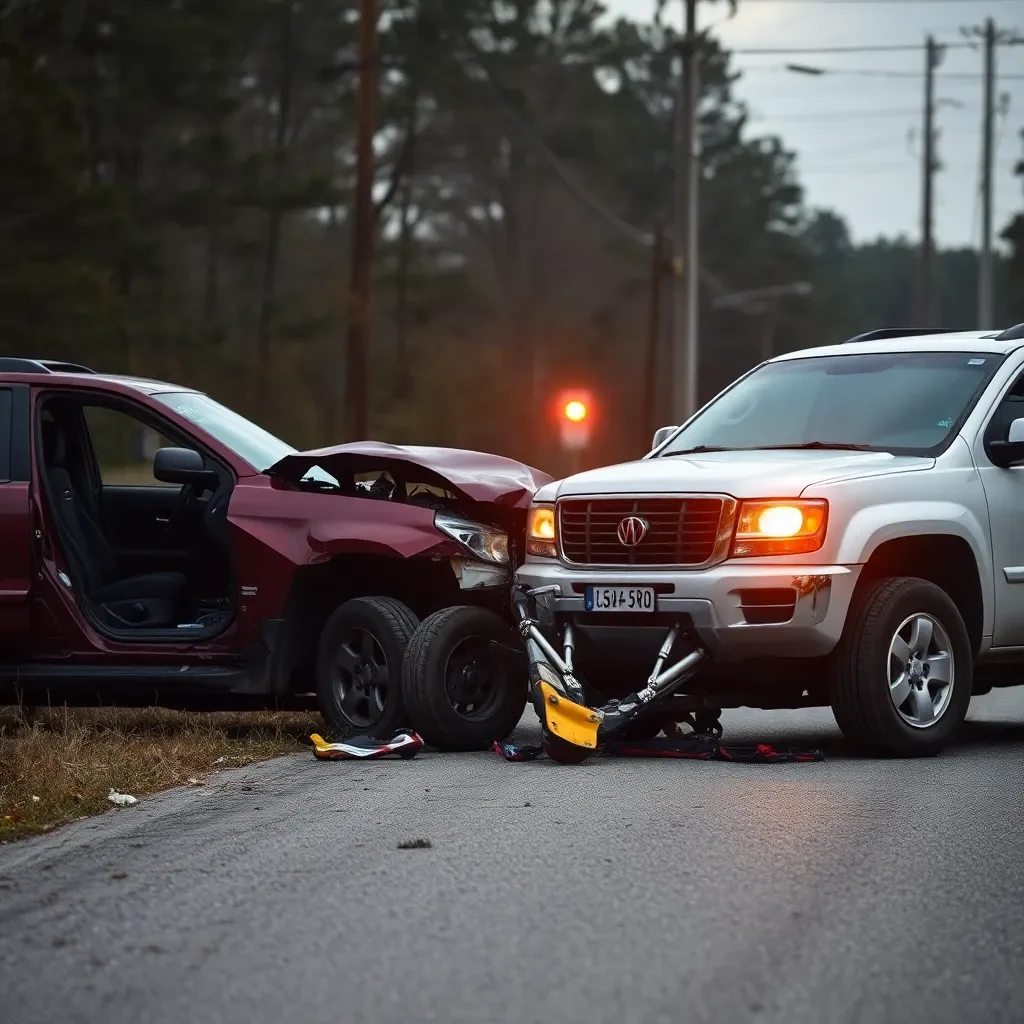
316, 596, 420, 739
828, 576, 972, 757
402, 606, 527, 751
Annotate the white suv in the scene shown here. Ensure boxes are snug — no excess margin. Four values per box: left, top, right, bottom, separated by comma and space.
516, 324, 1024, 755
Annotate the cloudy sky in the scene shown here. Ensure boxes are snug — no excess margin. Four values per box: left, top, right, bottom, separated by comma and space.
605, 0, 1024, 248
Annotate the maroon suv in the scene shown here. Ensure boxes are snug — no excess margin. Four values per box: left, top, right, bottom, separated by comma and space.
0, 358, 549, 746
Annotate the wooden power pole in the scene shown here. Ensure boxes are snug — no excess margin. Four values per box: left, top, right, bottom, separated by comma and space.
643, 216, 667, 448
671, 0, 700, 426
343, 0, 381, 440
978, 17, 996, 329
919, 36, 940, 325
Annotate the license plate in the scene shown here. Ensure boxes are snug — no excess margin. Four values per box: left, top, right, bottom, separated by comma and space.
584, 586, 656, 612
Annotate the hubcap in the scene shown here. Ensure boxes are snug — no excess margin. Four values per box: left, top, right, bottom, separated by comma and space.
887, 613, 954, 729
334, 629, 389, 728
444, 637, 505, 722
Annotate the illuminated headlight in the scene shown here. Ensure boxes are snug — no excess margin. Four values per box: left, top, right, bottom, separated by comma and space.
731, 500, 828, 557
434, 514, 509, 564
527, 504, 557, 558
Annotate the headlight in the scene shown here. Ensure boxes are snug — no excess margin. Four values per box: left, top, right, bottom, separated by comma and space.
434, 514, 509, 564
527, 504, 557, 558
731, 499, 828, 557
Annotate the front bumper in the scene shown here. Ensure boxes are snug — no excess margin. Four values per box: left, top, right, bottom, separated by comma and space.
514, 560, 861, 661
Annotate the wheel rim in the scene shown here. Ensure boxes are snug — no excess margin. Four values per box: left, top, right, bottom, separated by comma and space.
443, 636, 505, 723
334, 628, 389, 729
887, 612, 954, 729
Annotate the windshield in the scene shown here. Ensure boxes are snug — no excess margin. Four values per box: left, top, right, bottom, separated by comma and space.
154, 391, 338, 484
658, 351, 1003, 457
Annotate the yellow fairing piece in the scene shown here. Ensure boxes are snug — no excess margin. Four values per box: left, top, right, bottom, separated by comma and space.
310, 733, 343, 759
537, 681, 599, 750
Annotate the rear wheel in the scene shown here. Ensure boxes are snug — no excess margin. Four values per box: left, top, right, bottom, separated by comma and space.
828, 576, 971, 756
316, 597, 419, 739
402, 606, 527, 751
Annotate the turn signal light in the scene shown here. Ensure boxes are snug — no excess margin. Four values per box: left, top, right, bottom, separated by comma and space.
732, 500, 828, 557
527, 505, 558, 558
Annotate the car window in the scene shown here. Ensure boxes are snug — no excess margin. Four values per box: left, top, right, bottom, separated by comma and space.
0, 388, 11, 482
153, 391, 338, 486
658, 351, 1002, 457
83, 406, 180, 486
983, 372, 1024, 446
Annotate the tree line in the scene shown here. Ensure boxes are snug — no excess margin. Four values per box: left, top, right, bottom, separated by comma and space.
2, 0, 1022, 475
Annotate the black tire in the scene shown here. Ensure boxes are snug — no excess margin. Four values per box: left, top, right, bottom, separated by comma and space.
316, 596, 420, 739
828, 576, 972, 757
402, 606, 528, 751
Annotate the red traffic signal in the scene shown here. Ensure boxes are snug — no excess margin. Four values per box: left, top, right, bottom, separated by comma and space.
555, 389, 593, 450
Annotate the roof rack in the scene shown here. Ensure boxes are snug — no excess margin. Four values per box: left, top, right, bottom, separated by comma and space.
0, 358, 95, 374
841, 328, 962, 344
993, 323, 1024, 342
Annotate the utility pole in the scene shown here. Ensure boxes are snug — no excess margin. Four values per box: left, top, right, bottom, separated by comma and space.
671, 0, 700, 425
979, 17, 995, 329
643, 216, 667, 447
343, 0, 381, 440
919, 36, 941, 325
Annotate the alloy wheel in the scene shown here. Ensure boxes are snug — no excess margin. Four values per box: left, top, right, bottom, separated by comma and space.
887, 612, 954, 729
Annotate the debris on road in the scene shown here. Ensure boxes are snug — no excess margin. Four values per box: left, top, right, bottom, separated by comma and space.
491, 736, 823, 763
397, 838, 432, 850
107, 790, 138, 807
310, 731, 423, 760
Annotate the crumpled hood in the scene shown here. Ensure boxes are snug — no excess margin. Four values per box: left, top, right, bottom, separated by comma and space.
548, 448, 933, 500
268, 441, 551, 509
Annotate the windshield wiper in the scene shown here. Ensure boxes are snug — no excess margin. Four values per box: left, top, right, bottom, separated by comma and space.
661, 445, 735, 457
743, 441, 876, 452
662, 441, 876, 457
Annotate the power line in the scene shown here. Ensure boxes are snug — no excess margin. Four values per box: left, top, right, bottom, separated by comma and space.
739, 64, 1024, 80
736, 0, 1021, 4
801, 161, 977, 172
733, 43, 975, 54
748, 107, 922, 121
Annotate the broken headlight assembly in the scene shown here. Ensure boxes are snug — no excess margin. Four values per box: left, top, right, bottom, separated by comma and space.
434, 514, 509, 565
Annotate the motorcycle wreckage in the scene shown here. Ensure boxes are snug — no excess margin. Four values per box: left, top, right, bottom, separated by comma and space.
510, 586, 718, 763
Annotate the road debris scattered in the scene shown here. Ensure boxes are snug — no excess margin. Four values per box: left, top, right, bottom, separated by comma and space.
397, 838, 432, 850
310, 731, 423, 760
107, 790, 138, 807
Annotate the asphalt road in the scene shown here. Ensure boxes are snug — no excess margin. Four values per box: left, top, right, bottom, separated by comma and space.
2, 693, 1024, 1024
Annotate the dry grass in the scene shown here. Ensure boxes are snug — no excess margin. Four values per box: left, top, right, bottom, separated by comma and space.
0, 706, 321, 841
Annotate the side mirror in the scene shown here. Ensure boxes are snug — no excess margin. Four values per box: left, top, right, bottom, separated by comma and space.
651, 426, 678, 451
988, 417, 1024, 468
154, 447, 218, 488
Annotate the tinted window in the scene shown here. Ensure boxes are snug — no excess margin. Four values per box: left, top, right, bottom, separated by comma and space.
83, 406, 180, 486
658, 351, 1002, 457
0, 388, 10, 482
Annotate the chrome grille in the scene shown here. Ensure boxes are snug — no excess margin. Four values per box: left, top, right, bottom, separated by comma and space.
559, 497, 726, 567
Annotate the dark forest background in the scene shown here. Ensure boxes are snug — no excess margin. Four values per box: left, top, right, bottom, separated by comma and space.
3, 0, 1023, 476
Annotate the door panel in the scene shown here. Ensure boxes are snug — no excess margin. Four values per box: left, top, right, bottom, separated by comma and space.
976, 374, 1024, 647
0, 386, 32, 653
99, 485, 193, 576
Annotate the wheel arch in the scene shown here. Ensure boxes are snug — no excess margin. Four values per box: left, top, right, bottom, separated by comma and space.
269, 553, 464, 696
857, 534, 985, 656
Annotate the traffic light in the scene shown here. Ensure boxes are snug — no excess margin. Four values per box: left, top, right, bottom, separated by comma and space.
556, 389, 593, 451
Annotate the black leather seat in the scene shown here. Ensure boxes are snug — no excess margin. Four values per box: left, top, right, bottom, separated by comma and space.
41, 418, 188, 629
